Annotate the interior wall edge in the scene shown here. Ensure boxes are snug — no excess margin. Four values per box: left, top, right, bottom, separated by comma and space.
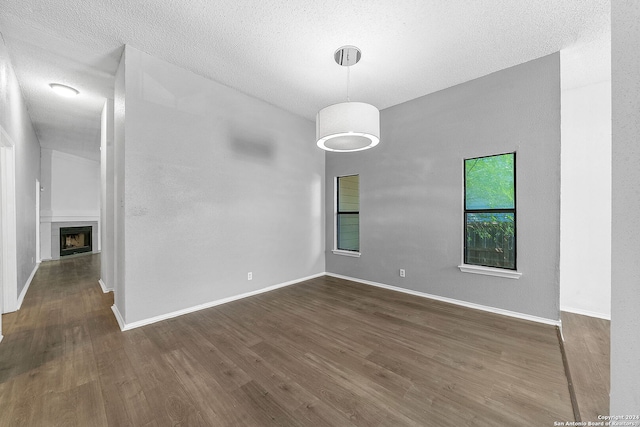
111, 304, 126, 331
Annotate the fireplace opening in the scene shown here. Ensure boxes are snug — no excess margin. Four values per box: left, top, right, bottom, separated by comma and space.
60, 226, 92, 257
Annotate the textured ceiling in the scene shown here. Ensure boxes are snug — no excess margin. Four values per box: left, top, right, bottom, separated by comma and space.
0, 0, 610, 161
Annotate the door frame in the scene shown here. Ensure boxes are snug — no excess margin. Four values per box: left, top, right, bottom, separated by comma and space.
36, 179, 40, 263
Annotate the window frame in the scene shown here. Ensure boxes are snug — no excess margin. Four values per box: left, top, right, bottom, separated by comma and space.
462, 152, 518, 272
333, 174, 361, 257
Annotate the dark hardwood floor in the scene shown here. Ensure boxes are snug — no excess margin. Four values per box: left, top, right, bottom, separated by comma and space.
0, 254, 576, 426
561, 311, 610, 422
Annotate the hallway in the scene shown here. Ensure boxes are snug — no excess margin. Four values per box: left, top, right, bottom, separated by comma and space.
0, 255, 112, 425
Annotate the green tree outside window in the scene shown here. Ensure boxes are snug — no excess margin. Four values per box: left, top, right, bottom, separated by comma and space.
464, 153, 516, 270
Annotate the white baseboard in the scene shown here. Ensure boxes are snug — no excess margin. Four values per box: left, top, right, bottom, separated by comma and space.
0, 335, 3, 343
98, 279, 112, 293
112, 272, 326, 331
560, 305, 611, 321
16, 262, 40, 310
111, 304, 126, 331
326, 273, 561, 327
558, 323, 565, 342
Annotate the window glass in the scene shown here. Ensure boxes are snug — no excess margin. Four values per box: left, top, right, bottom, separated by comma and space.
465, 154, 515, 210
464, 153, 516, 270
337, 175, 359, 252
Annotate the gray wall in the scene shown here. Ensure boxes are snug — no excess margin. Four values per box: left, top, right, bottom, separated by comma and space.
326, 53, 561, 321
0, 33, 40, 302
117, 46, 325, 324
611, 1, 640, 413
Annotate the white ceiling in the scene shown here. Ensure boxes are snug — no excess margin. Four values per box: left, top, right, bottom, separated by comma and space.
0, 0, 610, 161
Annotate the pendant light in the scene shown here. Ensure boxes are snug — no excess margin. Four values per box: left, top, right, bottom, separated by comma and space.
316, 46, 380, 152
49, 83, 79, 97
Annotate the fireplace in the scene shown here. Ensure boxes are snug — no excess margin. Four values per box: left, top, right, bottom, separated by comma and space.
60, 226, 92, 257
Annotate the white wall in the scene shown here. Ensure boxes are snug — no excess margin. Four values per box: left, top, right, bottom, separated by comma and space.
560, 40, 612, 319
39, 148, 52, 260
611, 0, 640, 414
100, 99, 115, 291
113, 49, 126, 319
40, 149, 100, 220
0, 32, 40, 311
113, 45, 325, 326
40, 148, 100, 259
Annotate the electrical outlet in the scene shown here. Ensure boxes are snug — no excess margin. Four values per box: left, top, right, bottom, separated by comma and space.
400, 269, 405, 278
248, 272, 252, 280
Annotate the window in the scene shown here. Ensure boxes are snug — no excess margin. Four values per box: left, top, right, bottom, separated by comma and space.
464, 153, 516, 270
336, 175, 359, 253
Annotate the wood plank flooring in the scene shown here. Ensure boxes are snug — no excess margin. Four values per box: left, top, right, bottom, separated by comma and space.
561, 311, 610, 422
0, 254, 576, 426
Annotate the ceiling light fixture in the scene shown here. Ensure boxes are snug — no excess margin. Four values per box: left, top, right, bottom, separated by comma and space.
49, 83, 79, 97
316, 46, 380, 152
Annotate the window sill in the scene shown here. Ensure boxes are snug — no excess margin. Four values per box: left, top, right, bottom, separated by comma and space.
458, 264, 521, 279
332, 249, 361, 258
